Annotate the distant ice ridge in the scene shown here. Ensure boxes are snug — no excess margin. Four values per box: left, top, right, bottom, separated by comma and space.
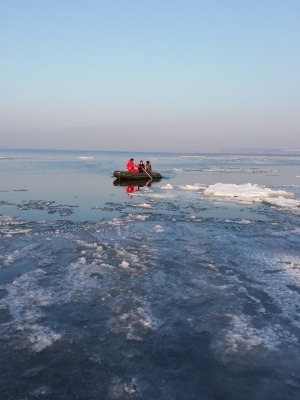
173, 167, 274, 173
204, 183, 299, 210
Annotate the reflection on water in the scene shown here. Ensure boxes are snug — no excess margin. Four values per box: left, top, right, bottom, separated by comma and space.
126, 180, 152, 195
113, 178, 154, 187
113, 179, 154, 196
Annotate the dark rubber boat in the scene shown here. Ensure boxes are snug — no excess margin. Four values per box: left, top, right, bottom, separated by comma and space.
113, 170, 162, 180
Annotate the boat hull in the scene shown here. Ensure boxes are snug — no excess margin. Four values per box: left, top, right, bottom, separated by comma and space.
113, 170, 162, 180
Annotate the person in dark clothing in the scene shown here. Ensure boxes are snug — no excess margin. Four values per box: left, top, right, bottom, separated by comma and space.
138, 160, 145, 173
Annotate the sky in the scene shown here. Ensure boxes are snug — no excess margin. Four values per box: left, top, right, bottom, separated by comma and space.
1, 0, 300, 152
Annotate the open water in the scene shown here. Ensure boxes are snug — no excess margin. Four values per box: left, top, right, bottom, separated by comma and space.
1, 149, 300, 399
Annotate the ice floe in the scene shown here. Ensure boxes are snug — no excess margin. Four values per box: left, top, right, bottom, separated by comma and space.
203, 183, 298, 210
153, 225, 165, 233
2, 228, 32, 236
262, 197, 300, 209
161, 184, 174, 190
177, 184, 206, 191
132, 203, 152, 209
126, 213, 149, 221
224, 219, 252, 224
161, 183, 207, 191
119, 260, 130, 268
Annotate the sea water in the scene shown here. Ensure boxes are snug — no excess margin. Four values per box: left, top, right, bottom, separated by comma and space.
1, 149, 300, 399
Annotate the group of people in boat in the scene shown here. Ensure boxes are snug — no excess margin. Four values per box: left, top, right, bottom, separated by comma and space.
126, 158, 152, 174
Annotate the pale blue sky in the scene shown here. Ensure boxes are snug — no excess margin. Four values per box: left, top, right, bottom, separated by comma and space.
1, 0, 299, 152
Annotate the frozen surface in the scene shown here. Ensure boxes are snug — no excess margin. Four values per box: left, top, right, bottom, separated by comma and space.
1, 150, 300, 399
1, 211, 300, 399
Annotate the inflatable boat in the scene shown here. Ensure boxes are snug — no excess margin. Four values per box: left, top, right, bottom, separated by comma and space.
113, 170, 162, 180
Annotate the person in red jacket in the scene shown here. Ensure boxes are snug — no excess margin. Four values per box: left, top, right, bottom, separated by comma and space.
126, 158, 138, 173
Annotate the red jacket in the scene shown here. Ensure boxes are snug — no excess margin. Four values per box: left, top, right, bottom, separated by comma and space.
126, 160, 138, 171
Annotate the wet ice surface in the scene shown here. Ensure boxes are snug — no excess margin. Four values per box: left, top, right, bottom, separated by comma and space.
1, 197, 300, 399
1, 151, 300, 399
